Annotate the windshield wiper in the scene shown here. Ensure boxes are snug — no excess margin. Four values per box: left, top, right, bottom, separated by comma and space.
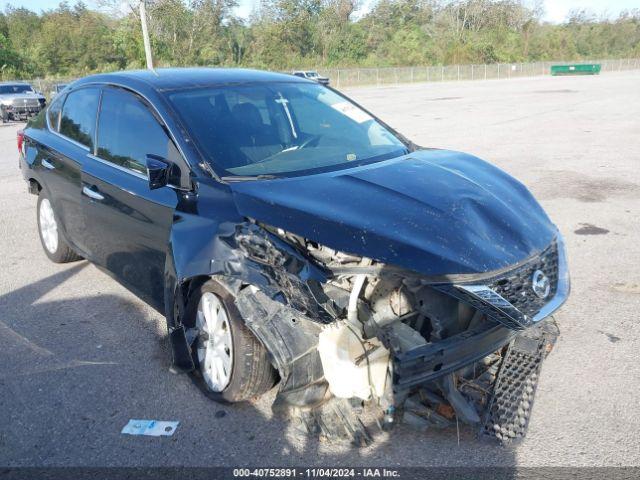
220, 174, 278, 182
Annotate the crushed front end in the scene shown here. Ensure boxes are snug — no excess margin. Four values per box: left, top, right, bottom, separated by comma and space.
231, 224, 569, 445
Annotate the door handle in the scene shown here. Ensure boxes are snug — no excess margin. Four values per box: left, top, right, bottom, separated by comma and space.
42, 158, 55, 170
82, 185, 105, 201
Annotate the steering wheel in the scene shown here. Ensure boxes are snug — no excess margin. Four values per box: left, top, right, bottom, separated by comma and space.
250, 135, 322, 166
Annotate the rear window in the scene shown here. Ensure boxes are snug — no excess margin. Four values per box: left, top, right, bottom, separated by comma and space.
59, 87, 100, 149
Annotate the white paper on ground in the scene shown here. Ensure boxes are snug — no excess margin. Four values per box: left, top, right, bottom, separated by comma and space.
121, 419, 179, 437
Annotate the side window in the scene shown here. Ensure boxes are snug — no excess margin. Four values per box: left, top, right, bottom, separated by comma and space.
47, 94, 65, 131
59, 88, 100, 149
96, 88, 178, 176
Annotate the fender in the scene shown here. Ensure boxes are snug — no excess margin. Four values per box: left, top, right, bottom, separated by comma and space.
162, 179, 335, 373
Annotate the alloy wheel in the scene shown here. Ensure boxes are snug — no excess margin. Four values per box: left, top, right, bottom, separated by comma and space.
196, 292, 234, 392
39, 198, 58, 254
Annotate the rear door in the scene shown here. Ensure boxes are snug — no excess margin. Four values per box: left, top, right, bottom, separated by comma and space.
37, 87, 100, 255
81, 86, 183, 311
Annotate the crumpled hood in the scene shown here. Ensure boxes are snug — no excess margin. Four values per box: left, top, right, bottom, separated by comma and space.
230, 149, 557, 277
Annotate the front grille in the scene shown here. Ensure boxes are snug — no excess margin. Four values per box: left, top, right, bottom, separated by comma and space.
489, 242, 559, 319
9, 98, 40, 108
10, 106, 41, 114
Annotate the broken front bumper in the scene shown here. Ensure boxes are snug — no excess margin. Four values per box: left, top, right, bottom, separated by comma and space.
394, 235, 569, 391
395, 323, 516, 390
171, 222, 569, 445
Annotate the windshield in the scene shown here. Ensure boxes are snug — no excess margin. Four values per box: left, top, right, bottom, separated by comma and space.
305, 72, 319, 78
168, 82, 409, 177
0, 84, 34, 94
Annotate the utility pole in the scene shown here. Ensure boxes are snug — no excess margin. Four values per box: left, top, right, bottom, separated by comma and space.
139, 0, 154, 70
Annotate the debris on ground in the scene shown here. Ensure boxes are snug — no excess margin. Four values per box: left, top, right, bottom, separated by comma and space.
121, 419, 179, 437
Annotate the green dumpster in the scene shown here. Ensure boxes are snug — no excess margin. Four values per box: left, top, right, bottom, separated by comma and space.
550, 64, 601, 76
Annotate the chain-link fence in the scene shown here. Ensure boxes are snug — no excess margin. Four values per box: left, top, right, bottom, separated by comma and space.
14, 58, 640, 96
317, 58, 640, 88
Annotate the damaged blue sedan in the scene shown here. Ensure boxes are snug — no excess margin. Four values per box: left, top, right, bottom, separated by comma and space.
19, 68, 569, 444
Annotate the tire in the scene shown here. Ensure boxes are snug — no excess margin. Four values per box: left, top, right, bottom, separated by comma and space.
187, 279, 277, 403
36, 192, 82, 263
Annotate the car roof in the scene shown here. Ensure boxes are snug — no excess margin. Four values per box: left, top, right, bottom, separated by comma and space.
73, 68, 308, 92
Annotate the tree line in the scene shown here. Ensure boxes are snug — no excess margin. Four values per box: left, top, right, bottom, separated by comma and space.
1, 0, 639, 79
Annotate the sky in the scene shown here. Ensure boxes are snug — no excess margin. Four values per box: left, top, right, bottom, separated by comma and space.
0, 0, 638, 24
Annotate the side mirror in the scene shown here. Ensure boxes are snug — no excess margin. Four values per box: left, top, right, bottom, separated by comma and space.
146, 154, 170, 190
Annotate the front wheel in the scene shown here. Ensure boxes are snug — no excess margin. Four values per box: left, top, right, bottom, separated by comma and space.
37, 193, 82, 263
187, 280, 277, 403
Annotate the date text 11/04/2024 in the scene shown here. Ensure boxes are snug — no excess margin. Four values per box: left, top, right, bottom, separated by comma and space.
233, 468, 400, 478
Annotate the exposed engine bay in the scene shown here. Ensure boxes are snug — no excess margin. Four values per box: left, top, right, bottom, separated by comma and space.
220, 224, 564, 445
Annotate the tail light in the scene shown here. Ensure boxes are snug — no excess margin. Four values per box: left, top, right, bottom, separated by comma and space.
17, 130, 24, 154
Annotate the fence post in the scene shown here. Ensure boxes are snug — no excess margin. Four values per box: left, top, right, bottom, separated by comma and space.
411, 67, 414, 82
441, 66, 444, 81
497, 63, 500, 79
376, 68, 379, 86
427, 66, 430, 82
457, 64, 460, 81
394, 68, 398, 85
471, 64, 474, 80
337, 69, 340, 88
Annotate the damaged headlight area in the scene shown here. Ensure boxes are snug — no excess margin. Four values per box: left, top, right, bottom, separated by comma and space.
208, 222, 567, 446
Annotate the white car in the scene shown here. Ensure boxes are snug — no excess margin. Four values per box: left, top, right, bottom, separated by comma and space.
292, 70, 330, 85
0, 82, 46, 122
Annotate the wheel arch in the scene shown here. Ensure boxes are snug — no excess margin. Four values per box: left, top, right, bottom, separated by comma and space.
28, 177, 42, 195
162, 219, 333, 373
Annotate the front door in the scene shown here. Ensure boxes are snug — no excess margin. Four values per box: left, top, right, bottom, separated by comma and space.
81, 86, 183, 311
